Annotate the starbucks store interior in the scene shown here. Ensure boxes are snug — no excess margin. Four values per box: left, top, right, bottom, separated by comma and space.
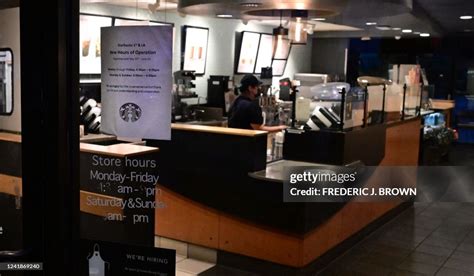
1, 0, 474, 275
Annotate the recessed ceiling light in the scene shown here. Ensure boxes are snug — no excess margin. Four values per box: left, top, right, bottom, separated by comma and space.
312, 18, 326, 21
217, 14, 233, 18
460, 15, 473, 20
240, 3, 261, 8
366, 22, 377, 26
392, 27, 401, 31
376, 25, 392, 31
420, 33, 430, 37
402, 29, 413, 33
361, 36, 371, 41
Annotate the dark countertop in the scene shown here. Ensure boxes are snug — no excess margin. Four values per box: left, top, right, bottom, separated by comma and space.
249, 159, 330, 183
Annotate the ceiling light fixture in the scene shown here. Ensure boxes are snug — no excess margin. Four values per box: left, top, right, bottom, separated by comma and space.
414, 31, 420, 35
289, 10, 309, 45
392, 27, 401, 31
273, 10, 289, 57
395, 36, 401, 40
216, 14, 232, 18
361, 36, 371, 41
460, 15, 473, 20
312, 18, 326, 21
366, 22, 377, 26
376, 25, 392, 31
420, 33, 430, 37
402, 29, 412, 33
241, 3, 261, 8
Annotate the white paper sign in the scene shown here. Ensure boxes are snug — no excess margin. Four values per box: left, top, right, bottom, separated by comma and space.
101, 26, 172, 140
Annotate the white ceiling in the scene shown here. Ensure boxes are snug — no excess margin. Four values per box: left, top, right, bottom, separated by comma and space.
80, 0, 474, 37
80, 0, 178, 10
80, 0, 363, 33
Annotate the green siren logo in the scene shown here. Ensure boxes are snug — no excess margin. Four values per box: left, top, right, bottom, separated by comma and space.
119, 103, 142, 122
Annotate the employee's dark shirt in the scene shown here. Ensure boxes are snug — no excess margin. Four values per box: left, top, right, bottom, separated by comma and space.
228, 95, 263, 130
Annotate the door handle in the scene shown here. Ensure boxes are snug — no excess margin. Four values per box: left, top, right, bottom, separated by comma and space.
0, 248, 31, 261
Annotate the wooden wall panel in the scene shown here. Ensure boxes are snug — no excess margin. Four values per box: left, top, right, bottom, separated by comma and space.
302, 211, 343, 265
381, 119, 421, 166
0, 173, 21, 196
155, 186, 219, 249
218, 214, 303, 267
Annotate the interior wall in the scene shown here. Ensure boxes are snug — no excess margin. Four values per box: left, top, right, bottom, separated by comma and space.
80, 3, 313, 102
0, 7, 21, 132
311, 38, 349, 81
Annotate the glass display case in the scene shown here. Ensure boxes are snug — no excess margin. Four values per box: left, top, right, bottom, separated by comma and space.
295, 82, 365, 130
359, 72, 422, 124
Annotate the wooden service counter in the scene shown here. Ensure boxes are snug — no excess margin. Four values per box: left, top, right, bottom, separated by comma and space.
151, 118, 421, 269
0, 132, 22, 251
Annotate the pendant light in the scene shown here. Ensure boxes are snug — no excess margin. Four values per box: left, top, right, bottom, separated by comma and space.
272, 10, 289, 58
289, 10, 308, 44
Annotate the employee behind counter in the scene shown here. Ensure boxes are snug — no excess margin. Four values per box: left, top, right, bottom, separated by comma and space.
228, 74, 287, 132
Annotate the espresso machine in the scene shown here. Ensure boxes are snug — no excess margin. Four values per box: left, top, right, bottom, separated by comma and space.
259, 67, 280, 126
172, 70, 198, 121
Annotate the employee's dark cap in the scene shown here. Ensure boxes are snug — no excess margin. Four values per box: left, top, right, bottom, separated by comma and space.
240, 74, 263, 87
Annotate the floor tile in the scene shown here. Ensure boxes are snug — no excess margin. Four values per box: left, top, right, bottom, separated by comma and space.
199, 265, 259, 276
457, 242, 474, 254
176, 254, 186, 263
420, 236, 459, 250
414, 244, 453, 257
436, 267, 472, 276
404, 252, 447, 266
443, 258, 474, 273
177, 258, 215, 275
176, 270, 195, 276
370, 244, 412, 258
397, 260, 440, 275
161, 237, 188, 257
429, 233, 467, 242
390, 269, 426, 276
188, 243, 217, 264
450, 250, 474, 262
360, 252, 406, 268
154, 236, 160, 248
348, 262, 393, 276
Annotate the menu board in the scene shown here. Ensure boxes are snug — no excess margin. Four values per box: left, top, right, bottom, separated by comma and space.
272, 59, 287, 76
101, 26, 172, 140
80, 15, 113, 74
236, 32, 260, 74
114, 18, 150, 26
255, 34, 273, 74
114, 19, 168, 26
273, 37, 291, 59
182, 26, 209, 75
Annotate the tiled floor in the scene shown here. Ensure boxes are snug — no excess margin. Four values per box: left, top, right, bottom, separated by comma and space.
319, 202, 474, 276
154, 236, 217, 275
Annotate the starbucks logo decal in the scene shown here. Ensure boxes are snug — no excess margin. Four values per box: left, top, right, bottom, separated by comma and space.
119, 103, 142, 122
